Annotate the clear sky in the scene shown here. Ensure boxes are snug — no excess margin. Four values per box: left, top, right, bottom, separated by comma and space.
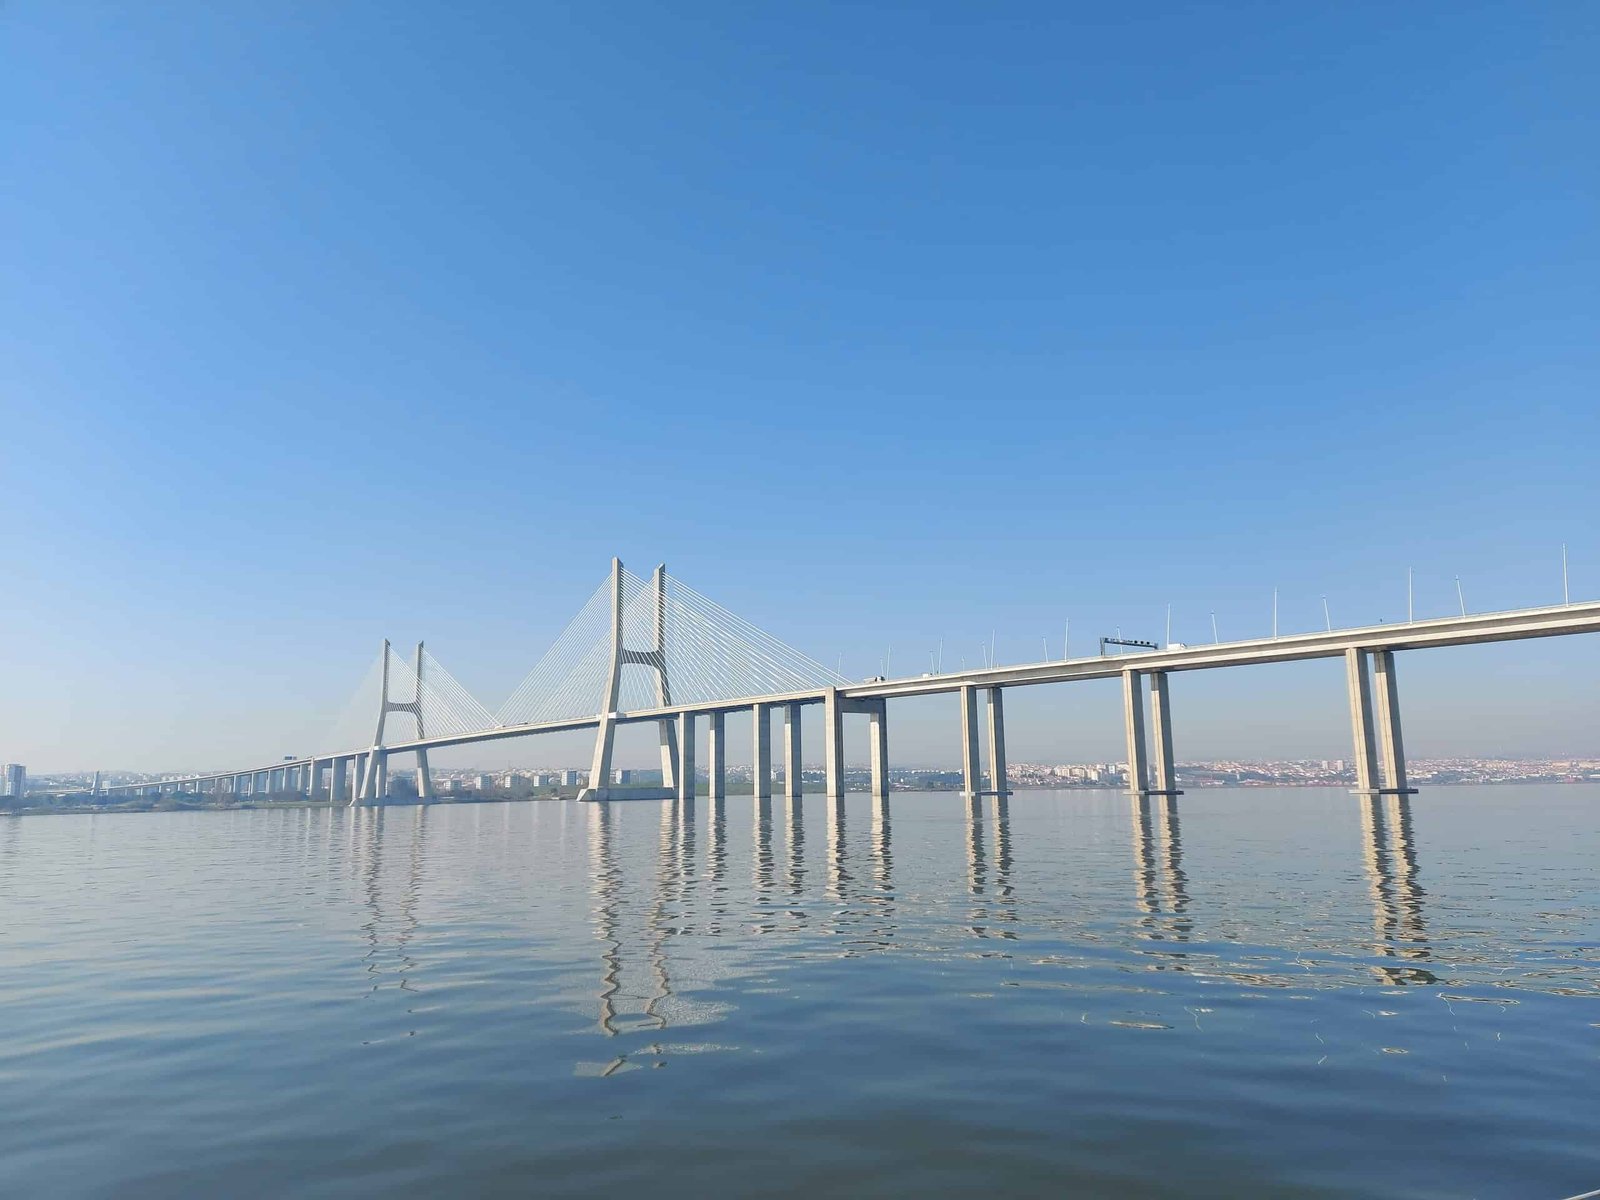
4, 2, 1596, 773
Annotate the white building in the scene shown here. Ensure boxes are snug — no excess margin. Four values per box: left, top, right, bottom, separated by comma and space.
1, 764, 25, 797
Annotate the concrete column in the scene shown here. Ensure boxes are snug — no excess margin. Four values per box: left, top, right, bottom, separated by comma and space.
349, 753, 366, 806
416, 748, 435, 801
677, 712, 696, 802
1122, 670, 1148, 794
823, 687, 845, 798
868, 700, 889, 800
960, 684, 982, 796
1345, 648, 1379, 794
652, 564, 678, 789
707, 712, 727, 800
986, 687, 1008, 795
330, 757, 348, 804
1149, 671, 1180, 795
582, 558, 626, 802
752, 702, 772, 799
586, 716, 617, 802
1371, 650, 1413, 793
375, 752, 388, 800
657, 719, 679, 791
784, 703, 803, 800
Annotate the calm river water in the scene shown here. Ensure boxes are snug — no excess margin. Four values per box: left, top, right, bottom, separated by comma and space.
2, 785, 1597, 1198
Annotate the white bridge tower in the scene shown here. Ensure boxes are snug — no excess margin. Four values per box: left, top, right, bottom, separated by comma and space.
579, 558, 678, 801
356, 640, 435, 805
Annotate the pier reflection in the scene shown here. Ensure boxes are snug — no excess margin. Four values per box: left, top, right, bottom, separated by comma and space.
786, 794, 806, 900
1130, 795, 1190, 952
966, 795, 1017, 939
354, 806, 425, 1002
753, 795, 774, 902
870, 793, 893, 901
570, 785, 1440, 1043
826, 795, 849, 903
1359, 794, 1434, 985
586, 800, 677, 1053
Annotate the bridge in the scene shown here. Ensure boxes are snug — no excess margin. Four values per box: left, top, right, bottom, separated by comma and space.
102, 558, 1600, 805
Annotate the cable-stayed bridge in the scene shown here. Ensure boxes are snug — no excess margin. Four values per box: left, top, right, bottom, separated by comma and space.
104, 558, 1600, 805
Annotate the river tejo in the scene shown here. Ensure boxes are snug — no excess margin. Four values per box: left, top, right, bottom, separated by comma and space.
2, 785, 1595, 1198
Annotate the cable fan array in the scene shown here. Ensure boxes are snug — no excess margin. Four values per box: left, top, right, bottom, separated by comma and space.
495, 567, 848, 726
323, 643, 496, 753
326, 565, 848, 751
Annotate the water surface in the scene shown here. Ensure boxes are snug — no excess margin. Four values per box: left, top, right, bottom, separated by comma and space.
2, 786, 1597, 1198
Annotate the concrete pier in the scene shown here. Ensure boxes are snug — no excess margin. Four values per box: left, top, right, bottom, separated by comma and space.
1346, 647, 1415, 795
707, 711, 727, 800
677, 712, 696, 802
752, 702, 772, 799
1148, 671, 1181, 796
986, 686, 1009, 796
1372, 650, 1412, 794
823, 687, 845, 798
1346, 648, 1379, 793
960, 684, 982, 796
330, 757, 348, 804
868, 699, 889, 800
415, 748, 435, 801
784, 703, 803, 799
1122, 670, 1148, 794
1123, 670, 1180, 796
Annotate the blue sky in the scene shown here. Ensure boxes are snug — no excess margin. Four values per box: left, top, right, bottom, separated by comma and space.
3, 2, 1596, 772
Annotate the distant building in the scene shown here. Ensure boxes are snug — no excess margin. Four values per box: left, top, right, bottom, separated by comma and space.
472, 774, 494, 791
612, 768, 632, 785
1, 764, 24, 797
445, 778, 462, 792
561, 769, 582, 787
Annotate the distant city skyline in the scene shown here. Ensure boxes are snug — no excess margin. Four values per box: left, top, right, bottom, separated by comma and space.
3, 4, 1596, 771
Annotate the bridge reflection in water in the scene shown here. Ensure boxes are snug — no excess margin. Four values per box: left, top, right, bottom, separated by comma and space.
1131, 793, 1191, 949
345, 788, 1437, 1045
965, 795, 1017, 939
1359, 793, 1435, 985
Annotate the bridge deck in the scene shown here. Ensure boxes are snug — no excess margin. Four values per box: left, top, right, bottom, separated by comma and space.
108, 598, 1600, 792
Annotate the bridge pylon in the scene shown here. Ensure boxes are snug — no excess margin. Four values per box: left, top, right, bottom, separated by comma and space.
579, 558, 679, 801
355, 640, 435, 805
